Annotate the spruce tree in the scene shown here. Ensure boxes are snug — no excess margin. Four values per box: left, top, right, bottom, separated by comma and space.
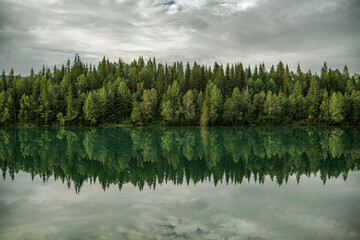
66, 83, 77, 124
320, 90, 330, 123
1, 70, 6, 92
329, 92, 344, 123
84, 91, 99, 125
118, 80, 132, 120
276, 61, 284, 92
307, 76, 320, 121
185, 62, 191, 91
283, 64, 291, 96
182, 90, 196, 123
8, 68, 14, 89
320, 62, 329, 91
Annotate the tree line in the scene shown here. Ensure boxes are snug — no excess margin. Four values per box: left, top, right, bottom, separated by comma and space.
1, 127, 359, 193
1, 54, 360, 126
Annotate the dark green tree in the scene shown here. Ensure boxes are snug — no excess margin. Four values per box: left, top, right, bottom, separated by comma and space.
84, 91, 99, 125
1, 70, 7, 92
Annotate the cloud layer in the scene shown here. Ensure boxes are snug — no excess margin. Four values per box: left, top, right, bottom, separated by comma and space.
0, 0, 359, 75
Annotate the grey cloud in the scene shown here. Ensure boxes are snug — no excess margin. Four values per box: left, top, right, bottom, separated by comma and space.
0, 0, 359, 75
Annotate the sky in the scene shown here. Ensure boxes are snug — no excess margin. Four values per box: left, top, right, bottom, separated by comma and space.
0, 0, 359, 75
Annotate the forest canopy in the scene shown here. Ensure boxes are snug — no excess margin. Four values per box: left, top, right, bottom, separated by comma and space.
1, 54, 360, 126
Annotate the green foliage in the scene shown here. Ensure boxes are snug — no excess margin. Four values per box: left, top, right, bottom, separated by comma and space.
307, 76, 320, 121
138, 66, 154, 90
224, 87, 242, 124
264, 91, 281, 122
84, 91, 99, 125
161, 81, 181, 124
2, 127, 359, 192
131, 88, 158, 124
241, 87, 252, 124
66, 83, 78, 124
320, 91, 330, 122
1, 70, 7, 92
209, 83, 223, 124
350, 90, 360, 123
57, 112, 66, 126
252, 91, 266, 122
182, 90, 197, 122
39, 78, 53, 124
117, 80, 132, 120
0, 55, 358, 126
0, 91, 13, 124
201, 82, 223, 125
329, 92, 344, 123
98, 87, 110, 122
19, 94, 33, 123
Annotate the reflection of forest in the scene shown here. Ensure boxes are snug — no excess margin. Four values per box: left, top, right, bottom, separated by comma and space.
0, 127, 359, 193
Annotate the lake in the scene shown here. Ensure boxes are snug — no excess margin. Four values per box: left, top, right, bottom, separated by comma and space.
0, 126, 359, 240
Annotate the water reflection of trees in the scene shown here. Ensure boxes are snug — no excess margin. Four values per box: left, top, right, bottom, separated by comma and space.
0, 127, 359, 193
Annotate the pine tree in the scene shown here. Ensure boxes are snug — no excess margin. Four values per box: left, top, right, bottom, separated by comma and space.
259, 63, 267, 83
19, 94, 33, 124
161, 81, 181, 124
118, 80, 132, 120
177, 62, 185, 94
141, 88, 158, 123
307, 76, 320, 121
225, 63, 232, 98
320, 90, 330, 122
252, 91, 266, 122
0, 91, 7, 124
39, 78, 52, 124
276, 61, 284, 92
283, 64, 291, 96
224, 87, 242, 124
296, 64, 303, 92
214, 65, 225, 96
241, 87, 252, 124
3, 95, 14, 124
237, 63, 245, 90
182, 90, 196, 122
185, 62, 191, 91
200, 82, 212, 126
209, 84, 223, 125
84, 91, 99, 125
130, 65, 138, 93
350, 90, 360, 123
329, 92, 344, 123
253, 64, 258, 81
90, 67, 99, 90
8, 68, 14, 89
66, 83, 77, 124
190, 63, 201, 91
116, 58, 125, 78
320, 62, 329, 91
264, 91, 281, 123
98, 87, 109, 122
156, 64, 165, 98
1, 70, 6, 92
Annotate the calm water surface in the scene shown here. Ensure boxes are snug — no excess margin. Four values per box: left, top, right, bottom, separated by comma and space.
0, 126, 359, 240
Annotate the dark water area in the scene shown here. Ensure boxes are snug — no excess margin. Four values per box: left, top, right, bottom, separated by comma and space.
0, 126, 360, 239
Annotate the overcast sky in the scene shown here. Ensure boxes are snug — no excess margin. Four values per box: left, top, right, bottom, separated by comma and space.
0, 0, 359, 75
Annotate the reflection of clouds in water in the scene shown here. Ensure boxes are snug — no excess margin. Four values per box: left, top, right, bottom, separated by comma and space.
154, 215, 263, 239
1, 172, 360, 239
156, 216, 209, 239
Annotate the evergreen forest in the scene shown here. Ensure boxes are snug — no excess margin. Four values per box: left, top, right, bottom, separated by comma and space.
1, 54, 360, 126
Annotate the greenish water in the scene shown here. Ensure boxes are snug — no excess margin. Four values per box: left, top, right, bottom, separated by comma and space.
0, 126, 360, 239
